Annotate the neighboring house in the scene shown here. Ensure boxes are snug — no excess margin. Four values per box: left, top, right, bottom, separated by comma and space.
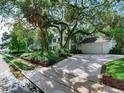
49, 31, 83, 51
78, 36, 116, 54
50, 35, 76, 51
50, 32, 70, 50
49, 31, 116, 54
50, 36, 68, 50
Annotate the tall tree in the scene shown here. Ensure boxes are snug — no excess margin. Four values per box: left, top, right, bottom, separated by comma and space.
9, 24, 28, 52
0, 0, 122, 50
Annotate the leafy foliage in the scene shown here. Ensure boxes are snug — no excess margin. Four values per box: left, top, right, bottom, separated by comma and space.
110, 28, 124, 48
109, 47, 122, 54
0, 0, 121, 50
9, 24, 28, 52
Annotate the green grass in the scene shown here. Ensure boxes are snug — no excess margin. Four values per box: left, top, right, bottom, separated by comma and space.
11, 59, 32, 70
102, 58, 124, 81
3, 55, 14, 60
3, 54, 33, 70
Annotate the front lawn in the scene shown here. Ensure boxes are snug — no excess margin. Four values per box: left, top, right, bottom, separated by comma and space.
102, 58, 124, 81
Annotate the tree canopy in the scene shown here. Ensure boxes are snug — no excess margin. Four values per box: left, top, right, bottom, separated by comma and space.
0, 0, 123, 50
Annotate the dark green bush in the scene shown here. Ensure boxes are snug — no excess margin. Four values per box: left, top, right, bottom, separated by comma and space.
47, 51, 64, 65
109, 47, 122, 54
57, 48, 72, 58
70, 49, 82, 54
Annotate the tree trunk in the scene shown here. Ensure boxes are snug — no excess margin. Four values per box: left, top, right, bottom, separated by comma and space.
60, 30, 63, 48
63, 35, 70, 48
16, 41, 20, 52
39, 28, 49, 52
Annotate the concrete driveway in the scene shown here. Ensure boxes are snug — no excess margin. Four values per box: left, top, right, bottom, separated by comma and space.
53, 54, 124, 81
26, 54, 124, 93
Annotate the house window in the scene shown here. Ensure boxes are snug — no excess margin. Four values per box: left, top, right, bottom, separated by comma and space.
58, 38, 60, 42
53, 39, 56, 43
53, 46, 56, 51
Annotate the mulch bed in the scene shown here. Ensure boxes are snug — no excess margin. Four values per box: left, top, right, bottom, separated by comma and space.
101, 75, 124, 90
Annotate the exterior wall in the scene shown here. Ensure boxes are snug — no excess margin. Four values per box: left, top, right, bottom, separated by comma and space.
50, 35, 68, 50
78, 40, 116, 54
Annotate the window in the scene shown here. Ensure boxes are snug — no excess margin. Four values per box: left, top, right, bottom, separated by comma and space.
58, 38, 60, 42
53, 39, 56, 43
53, 46, 56, 51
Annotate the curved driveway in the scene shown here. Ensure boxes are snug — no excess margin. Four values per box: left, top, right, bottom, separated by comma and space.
32, 54, 124, 93
53, 54, 124, 93
54, 54, 124, 80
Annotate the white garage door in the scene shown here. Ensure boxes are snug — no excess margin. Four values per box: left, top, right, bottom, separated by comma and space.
79, 42, 110, 54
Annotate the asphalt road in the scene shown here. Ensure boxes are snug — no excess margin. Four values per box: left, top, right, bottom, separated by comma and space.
0, 55, 9, 76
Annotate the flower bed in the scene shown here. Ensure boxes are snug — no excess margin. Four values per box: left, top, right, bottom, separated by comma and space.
101, 75, 124, 90
20, 52, 65, 67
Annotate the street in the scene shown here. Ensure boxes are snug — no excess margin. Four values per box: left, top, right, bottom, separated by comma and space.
0, 54, 30, 93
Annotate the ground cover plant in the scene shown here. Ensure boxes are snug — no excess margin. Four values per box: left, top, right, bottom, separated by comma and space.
3, 54, 33, 70
20, 51, 66, 66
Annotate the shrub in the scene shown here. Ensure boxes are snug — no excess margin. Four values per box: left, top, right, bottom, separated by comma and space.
20, 51, 66, 66
57, 48, 73, 58
21, 52, 49, 66
109, 47, 122, 54
48, 51, 64, 64
70, 49, 82, 54
31, 55, 48, 63
20, 53, 33, 61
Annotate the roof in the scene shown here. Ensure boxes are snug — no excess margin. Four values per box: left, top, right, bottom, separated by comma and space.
80, 36, 111, 44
